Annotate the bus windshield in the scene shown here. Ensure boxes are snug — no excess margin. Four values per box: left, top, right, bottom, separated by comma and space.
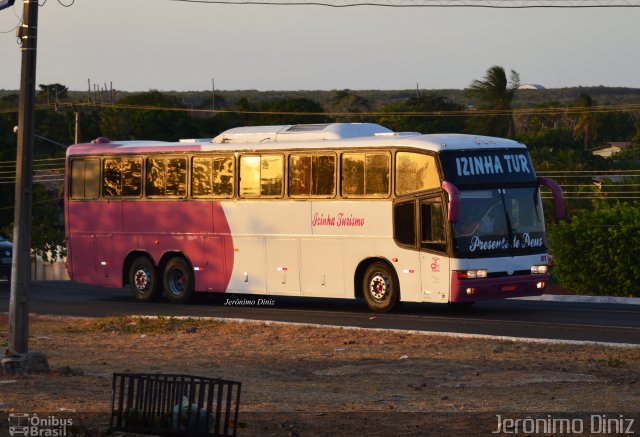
452, 187, 546, 257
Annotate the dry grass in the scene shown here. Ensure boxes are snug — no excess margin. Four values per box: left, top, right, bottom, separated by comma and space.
1, 314, 639, 436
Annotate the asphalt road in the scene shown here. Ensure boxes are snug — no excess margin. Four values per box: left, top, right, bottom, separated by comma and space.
1, 280, 639, 345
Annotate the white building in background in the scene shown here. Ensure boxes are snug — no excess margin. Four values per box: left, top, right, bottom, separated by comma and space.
518, 84, 546, 90
591, 142, 634, 158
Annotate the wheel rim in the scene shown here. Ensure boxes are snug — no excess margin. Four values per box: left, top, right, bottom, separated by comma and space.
167, 267, 186, 296
369, 272, 390, 302
134, 267, 151, 292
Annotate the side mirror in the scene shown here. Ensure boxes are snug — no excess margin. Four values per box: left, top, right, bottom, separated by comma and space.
441, 181, 460, 223
538, 177, 565, 220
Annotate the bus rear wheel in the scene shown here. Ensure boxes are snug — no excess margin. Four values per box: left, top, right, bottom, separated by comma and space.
163, 257, 194, 304
129, 257, 159, 302
362, 261, 398, 313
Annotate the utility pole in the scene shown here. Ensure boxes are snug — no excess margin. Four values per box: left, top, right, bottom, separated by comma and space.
57, 104, 97, 144
9, 0, 39, 354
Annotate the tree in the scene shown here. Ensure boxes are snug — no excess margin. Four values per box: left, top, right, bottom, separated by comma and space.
377, 94, 466, 134
33, 110, 76, 157
30, 184, 66, 262
37, 83, 69, 103
261, 97, 328, 126
634, 120, 640, 142
99, 90, 199, 141
0, 109, 18, 232
572, 93, 597, 149
610, 143, 640, 167
517, 125, 583, 151
465, 66, 520, 138
330, 90, 371, 122
0, 93, 19, 108
595, 111, 635, 143
549, 202, 640, 296
518, 101, 564, 133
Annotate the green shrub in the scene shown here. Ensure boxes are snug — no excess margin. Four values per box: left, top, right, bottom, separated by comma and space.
548, 202, 640, 297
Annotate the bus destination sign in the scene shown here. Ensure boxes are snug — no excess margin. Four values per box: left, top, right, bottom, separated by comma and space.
440, 150, 537, 186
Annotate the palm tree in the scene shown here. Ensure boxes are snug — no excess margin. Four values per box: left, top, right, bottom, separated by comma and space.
465, 66, 520, 138
572, 93, 597, 150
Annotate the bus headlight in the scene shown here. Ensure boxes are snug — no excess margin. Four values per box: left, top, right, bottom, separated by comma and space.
531, 265, 548, 274
458, 269, 487, 279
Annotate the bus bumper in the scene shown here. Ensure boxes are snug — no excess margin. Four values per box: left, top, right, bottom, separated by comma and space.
450, 273, 548, 303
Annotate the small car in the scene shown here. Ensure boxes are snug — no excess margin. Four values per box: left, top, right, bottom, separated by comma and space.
0, 235, 13, 281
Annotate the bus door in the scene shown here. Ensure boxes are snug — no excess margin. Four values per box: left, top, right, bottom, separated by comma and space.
419, 196, 450, 303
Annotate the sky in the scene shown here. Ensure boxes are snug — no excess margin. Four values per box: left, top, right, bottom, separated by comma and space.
0, 0, 639, 92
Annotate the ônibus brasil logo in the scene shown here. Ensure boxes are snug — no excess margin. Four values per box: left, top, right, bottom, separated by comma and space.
8, 413, 73, 437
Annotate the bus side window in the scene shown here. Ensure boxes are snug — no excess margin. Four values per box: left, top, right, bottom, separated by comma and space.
393, 201, 417, 248
239, 156, 260, 197
103, 157, 142, 197
289, 154, 336, 197
240, 155, 283, 198
315, 155, 336, 196
341, 152, 389, 197
192, 155, 234, 197
341, 154, 364, 196
146, 157, 187, 197
421, 200, 446, 253
70, 158, 99, 199
396, 152, 439, 195
212, 156, 234, 196
289, 155, 312, 196
146, 158, 166, 196
366, 154, 389, 195
192, 157, 213, 196
103, 158, 122, 197
121, 158, 142, 197
261, 155, 283, 196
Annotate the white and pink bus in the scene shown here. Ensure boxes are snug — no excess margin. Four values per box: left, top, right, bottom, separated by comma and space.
64, 123, 564, 312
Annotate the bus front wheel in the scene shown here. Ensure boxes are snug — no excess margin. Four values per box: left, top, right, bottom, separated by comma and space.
163, 257, 194, 304
129, 257, 159, 302
362, 262, 398, 313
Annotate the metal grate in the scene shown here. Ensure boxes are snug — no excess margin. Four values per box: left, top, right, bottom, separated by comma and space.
110, 373, 241, 436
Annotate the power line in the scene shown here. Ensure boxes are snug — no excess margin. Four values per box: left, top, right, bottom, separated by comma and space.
542, 196, 640, 199
0, 196, 63, 211
91, 101, 640, 117
170, 0, 640, 7
560, 184, 640, 187
2, 100, 639, 119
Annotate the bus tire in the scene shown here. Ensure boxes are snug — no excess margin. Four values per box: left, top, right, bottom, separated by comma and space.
163, 257, 194, 304
362, 261, 398, 313
129, 257, 160, 302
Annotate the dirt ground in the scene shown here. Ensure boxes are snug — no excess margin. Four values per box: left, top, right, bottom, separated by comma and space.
1, 313, 639, 437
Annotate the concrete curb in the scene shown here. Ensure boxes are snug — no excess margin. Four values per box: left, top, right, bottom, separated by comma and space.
516, 294, 640, 305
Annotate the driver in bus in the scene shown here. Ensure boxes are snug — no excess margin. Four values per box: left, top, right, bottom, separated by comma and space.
458, 209, 495, 235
